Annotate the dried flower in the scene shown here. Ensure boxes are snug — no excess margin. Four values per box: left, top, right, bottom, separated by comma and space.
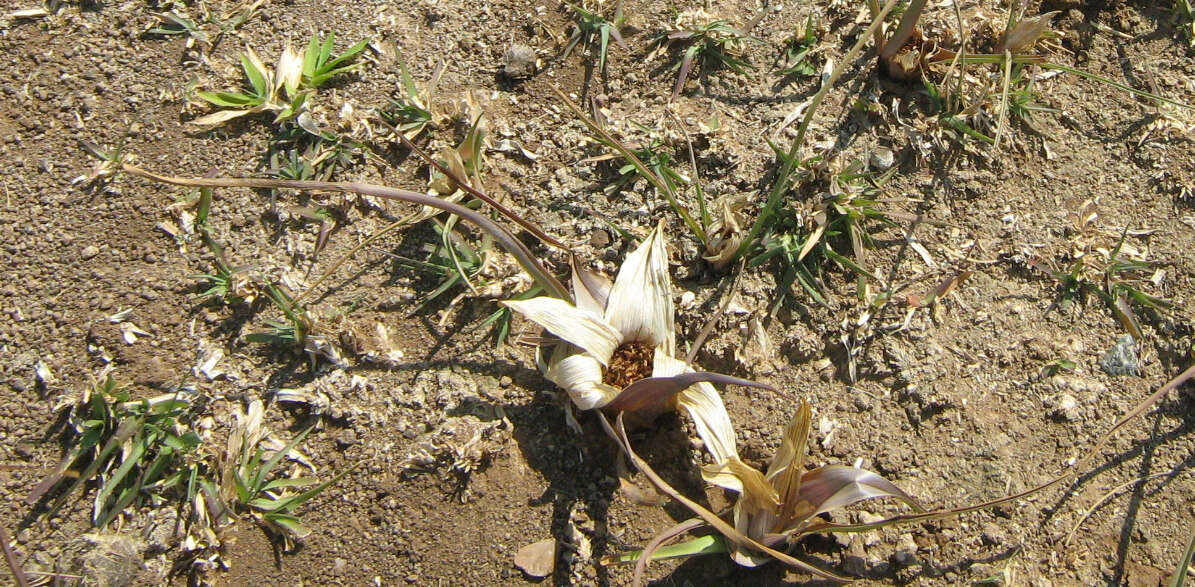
503, 222, 766, 473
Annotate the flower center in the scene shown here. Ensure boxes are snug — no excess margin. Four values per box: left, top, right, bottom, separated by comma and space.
602, 341, 654, 389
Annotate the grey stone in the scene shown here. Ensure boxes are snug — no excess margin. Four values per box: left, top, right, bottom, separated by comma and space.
502, 45, 537, 79
1099, 334, 1139, 376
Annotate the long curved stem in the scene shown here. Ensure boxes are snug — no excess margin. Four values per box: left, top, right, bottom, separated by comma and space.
120, 163, 570, 301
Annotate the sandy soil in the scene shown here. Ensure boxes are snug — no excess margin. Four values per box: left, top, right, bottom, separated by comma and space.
1, 0, 1194, 585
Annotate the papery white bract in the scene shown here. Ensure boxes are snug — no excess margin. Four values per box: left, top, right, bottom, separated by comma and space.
502, 222, 748, 469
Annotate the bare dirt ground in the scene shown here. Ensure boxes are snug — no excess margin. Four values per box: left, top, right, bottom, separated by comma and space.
1, 0, 1194, 585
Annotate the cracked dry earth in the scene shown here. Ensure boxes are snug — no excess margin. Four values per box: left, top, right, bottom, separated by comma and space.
1, 0, 1195, 585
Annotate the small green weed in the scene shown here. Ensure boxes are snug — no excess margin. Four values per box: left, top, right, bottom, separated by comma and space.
1042, 358, 1077, 378
749, 152, 896, 307
379, 50, 446, 140
301, 33, 369, 89
26, 371, 205, 528
656, 11, 755, 102
1033, 227, 1172, 340
606, 123, 688, 197
146, 0, 265, 52
244, 284, 314, 347
265, 126, 359, 181
563, 1, 627, 74
777, 16, 819, 78
193, 32, 368, 128
210, 401, 353, 546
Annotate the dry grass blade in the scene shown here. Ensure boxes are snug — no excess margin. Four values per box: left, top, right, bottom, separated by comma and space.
1111, 295, 1145, 341
0, 524, 28, 587
1077, 363, 1195, 474
596, 412, 849, 584
878, 0, 928, 63
1173, 523, 1195, 587
549, 86, 707, 244
1063, 469, 1186, 546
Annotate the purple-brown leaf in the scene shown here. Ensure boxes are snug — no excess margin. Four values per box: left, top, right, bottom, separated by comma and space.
791, 464, 923, 525
603, 372, 774, 414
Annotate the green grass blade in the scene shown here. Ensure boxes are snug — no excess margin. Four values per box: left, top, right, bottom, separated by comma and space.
265, 512, 311, 538
303, 34, 321, 78
268, 464, 358, 514
91, 435, 146, 521
49, 416, 142, 517
323, 39, 369, 71
249, 426, 314, 495
612, 535, 727, 563
1039, 63, 1192, 110
240, 55, 268, 97
1171, 523, 1195, 587
197, 91, 260, 107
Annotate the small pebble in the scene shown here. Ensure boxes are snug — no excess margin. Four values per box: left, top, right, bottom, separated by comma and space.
1099, 334, 1139, 376
1050, 393, 1080, 421
869, 146, 895, 170
589, 229, 610, 248
502, 44, 537, 79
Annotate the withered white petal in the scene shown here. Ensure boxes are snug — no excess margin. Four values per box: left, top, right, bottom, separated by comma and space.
570, 258, 612, 317
546, 353, 619, 410
680, 381, 740, 463
503, 297, 621, 365
275, 42, 303, 94
604, 222, 675, 353
653, 351, 741, 466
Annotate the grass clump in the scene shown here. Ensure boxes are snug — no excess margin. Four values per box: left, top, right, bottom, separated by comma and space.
653, 9, 754, 102
378, 51, 448, 141
192, 32, 368, 128
749, 155, 897, 308
25, 371, 206, 529
146, 0, 266, 53
776, 16, 819, 79
563, 1, 627, 76
209, 401, 353, 546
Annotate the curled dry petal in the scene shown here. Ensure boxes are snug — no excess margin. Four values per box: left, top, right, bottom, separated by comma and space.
502, 297, 622, 365
728, 400, 811, 565
603, 370, 774, 417
275, 42, 304, 95
570, 257, 612, 317
604, 222, 675, 353
769, 400, 811, 528
544, 350, 619, 410
652, 351, 744, 467
703, 458, 777, 511
996, 11, 1060, 55
791, 465, 923, 524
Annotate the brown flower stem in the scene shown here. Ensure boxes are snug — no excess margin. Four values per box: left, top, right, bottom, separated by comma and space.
0, 524, 28, 587
392, 131, 571, 251
120, 162, 571, 300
